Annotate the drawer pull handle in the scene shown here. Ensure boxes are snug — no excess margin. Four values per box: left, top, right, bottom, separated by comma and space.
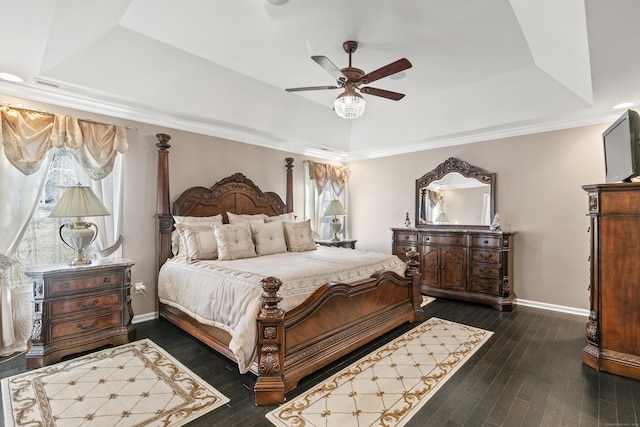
103, 277, 111, 284
77, 320, 99, 331
61, 282, 70, 289
484, 240, 489, 244
77, 299, 99, 309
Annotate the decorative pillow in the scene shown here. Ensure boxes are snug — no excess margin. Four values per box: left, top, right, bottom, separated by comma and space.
171, 230, 181, 255
175, 223, 219, 261
264, 212, 296, 223
213, 223, 257, 260
283, 220, 317, 252
251, 222, 288, 256
227, 212, 267, 224
173, 215, 223, 258
174, 214, 223, 225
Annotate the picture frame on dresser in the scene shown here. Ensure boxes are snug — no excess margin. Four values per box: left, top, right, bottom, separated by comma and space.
24, 258, 136, 368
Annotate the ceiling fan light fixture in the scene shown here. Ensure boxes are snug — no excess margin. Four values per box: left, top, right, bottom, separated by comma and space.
334, 86, 366, 119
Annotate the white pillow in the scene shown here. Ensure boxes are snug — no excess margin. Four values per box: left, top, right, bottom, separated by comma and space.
213, 223, 258, 260
175, 223, 219, 261
251, 222, 288, 256
283, 220, 317, 252
173, 215, 223, 256
174, 214, 223, 225
264, 212, 296, 223
171, 230, 181, 255
227, 212, 267, 224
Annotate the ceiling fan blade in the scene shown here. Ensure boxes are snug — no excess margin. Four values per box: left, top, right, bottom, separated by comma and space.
312, 55, 347, 82
360, 87, 406, 101
285, 85, 340, 92
361, 58, 412, 84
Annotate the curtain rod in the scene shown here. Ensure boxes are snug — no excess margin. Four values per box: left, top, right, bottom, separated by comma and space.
1, 102, 137, 131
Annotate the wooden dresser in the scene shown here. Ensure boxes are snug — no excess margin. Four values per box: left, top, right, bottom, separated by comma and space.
392, 228, 515, 311
582, 183, 640, 379
25, 258, 136, 368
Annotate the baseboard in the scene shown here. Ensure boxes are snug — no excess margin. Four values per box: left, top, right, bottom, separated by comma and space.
132, 311, 159, 324
131, 299, 588, 324
517, 298, 589, 317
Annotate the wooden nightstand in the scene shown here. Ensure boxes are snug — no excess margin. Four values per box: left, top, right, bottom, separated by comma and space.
24, 258, 136, 368
315, 239, 357, 249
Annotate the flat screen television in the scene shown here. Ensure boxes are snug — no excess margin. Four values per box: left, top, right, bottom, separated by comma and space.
603, 109, 640, 183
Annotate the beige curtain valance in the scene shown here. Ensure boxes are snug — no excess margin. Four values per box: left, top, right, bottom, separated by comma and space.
0, 106, 128, 178
307, 161, 350, 196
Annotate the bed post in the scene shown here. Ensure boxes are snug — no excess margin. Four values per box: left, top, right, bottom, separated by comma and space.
155, 134, 173, 273
285, 157, 294, 213
406, 250, 425, 321
254, 276, 286, 405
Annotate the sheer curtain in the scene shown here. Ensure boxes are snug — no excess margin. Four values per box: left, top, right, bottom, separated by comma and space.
0, 106, 127, 356
304, 161, 350, 240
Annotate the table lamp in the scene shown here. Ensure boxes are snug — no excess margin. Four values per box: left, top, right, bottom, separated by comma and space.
323, 200, 347, 241
49, 183, 110, 265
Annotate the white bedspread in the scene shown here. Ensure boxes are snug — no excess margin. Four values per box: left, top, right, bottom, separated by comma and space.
157, 246, 407, 373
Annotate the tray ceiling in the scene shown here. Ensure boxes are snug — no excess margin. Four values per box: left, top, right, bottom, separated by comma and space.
0, 0, 638, 160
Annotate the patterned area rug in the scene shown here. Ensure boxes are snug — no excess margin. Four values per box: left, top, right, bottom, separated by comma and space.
266, 317, 492, 427
1, 339, 229, 427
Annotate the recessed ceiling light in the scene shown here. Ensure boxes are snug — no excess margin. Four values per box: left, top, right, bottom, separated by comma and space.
0, 72, 24, 83
613, 102, 635, 109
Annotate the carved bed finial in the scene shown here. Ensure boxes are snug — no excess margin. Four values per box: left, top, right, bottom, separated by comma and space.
156, 133, 171, 151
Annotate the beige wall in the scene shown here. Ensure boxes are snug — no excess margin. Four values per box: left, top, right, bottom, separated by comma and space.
348, 124, 609, 310
2, 94, 610, 316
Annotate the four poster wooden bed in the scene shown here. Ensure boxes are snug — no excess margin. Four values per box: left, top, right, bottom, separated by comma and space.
154, 133, 423, 405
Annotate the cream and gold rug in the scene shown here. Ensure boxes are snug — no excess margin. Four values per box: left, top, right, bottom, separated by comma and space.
266, 317, 492, 427
2, 339, 229, 427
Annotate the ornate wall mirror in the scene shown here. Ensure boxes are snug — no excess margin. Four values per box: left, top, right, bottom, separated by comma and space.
415, 157, 495, 227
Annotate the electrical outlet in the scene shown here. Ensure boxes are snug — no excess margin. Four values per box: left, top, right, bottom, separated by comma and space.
134, 282, 146, 294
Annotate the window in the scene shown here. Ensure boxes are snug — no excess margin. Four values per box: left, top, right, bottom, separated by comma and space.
303, 161, 349, 241
8, 148, 91, 284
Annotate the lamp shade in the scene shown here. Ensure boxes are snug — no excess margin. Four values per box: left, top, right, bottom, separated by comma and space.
435, 211, 449, 223
323, 200, 346, 217
334, 85, 366, 119
49, 184, 110, 218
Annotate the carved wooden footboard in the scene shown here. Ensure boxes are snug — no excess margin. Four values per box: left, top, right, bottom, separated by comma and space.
255, 269, 423, 405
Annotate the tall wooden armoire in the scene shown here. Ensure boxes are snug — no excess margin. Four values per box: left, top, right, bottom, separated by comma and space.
582, 183, 640, 379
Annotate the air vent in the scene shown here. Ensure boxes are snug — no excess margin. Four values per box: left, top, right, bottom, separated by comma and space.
34, 77, 87, 95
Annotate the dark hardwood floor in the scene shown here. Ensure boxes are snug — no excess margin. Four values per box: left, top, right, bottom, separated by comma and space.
1, 299, 638, 426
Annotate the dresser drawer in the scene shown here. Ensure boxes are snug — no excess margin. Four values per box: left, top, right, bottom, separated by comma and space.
471, 249, 501, 264
394, 231, 417, 244
471, 236, 501, 248
49, 311, 123, 341
470, 264, 501, 279
49, 291, 122, 318
50, 272, 121, 296
469, 278, 501, 295
393, 244, 418, 260
420, 234, 464, 246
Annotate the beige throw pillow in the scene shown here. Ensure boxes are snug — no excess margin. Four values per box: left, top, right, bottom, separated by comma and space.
175, 223, 219, 261
173, 215, 223, 257
283, 220, 317, 252
251, 222, 288, 256
213, 223, 258, 260
227, 212, 267, 224
264, 212, 296, 223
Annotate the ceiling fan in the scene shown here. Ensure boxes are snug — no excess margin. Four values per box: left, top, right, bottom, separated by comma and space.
285, 41, 412, 119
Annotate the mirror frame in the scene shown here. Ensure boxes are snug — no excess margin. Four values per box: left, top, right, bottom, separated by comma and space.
415, 157, 496, 228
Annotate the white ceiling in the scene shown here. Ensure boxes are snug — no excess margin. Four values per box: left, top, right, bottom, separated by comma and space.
0, 0, 638, 160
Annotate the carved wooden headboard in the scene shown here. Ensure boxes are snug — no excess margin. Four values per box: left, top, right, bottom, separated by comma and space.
173, 173, 288, 222
154, 133, 294, 271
